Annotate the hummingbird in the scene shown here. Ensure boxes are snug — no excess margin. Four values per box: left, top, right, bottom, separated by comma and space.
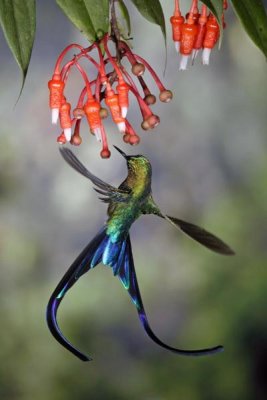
47, 146, 234, 362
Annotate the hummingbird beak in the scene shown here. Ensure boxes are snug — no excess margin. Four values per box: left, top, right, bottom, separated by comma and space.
113, 146, 129, 160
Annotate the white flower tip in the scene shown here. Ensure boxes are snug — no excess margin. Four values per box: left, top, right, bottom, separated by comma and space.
64, 128, 72, 142
191, 49, 198, 64
117, 122, 126, 133
121, 107, 128, 118
93, 127, 102, 142
175, 42, 180, 53
51, 108, 59, 124
202, 48, 211, 65
179, 55, 189, 71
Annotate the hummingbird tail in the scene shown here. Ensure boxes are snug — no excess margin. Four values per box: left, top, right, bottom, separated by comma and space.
164, 215, 235, 255
46, 227, 108, 362
118, 236, 224, 357
47, 227, 224, 361
46, 226, 136, 361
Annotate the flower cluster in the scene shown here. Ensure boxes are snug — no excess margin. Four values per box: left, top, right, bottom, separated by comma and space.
48, 34, 172, 158
170, 0, 227, 70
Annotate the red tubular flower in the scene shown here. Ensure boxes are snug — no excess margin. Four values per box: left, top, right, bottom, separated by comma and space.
84, 98, 102, 141
202, 14, 220, 65
105, 86, 126, 133
48, 43, 85, 124
180, 23, 198, 70
116, 80, 130, 118
179, 0, 198, 70
170, 0, 184, 52
48, 74, 65, 124
192, 5, 208, 62
59, 100, 72, 141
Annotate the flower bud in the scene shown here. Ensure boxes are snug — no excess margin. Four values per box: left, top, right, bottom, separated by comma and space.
99, 107, 109, 119
131, 62, 145, 76
146, 114, 160, 128
71, 135, 82, 146
73, 107, 85, 119
100, 149, 111, 159
129, 135, 140, 145
141, 120, 150, 131
159, 90, 173, 103
123, 134, 131, 143
144, 94, 157, 105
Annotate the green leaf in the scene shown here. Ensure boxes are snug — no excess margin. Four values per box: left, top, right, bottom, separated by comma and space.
230, 0, 267, 58
0, 0, 36, 90
200, 0, 223, 45
56, 0, 109, 42
117, 0, 131, 36
129, 0, 166, 42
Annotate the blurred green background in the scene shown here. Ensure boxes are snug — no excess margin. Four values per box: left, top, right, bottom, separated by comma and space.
0, 1, 267, 399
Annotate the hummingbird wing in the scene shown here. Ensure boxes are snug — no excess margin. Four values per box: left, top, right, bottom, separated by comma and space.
164, 215, 235, 255
118, 237, 224, 356
59, 147, 131, 203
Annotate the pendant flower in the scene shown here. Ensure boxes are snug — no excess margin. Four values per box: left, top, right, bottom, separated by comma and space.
48, 35, 172, 158
170, 0, 228, 70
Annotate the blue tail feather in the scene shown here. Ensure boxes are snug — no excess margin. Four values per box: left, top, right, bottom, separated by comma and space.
90, 235, 109, 268
113, 239, 127, 276
47, 228, 223, 362
102, 238, 122, 266
46, 227, 127, 361
119, 238, 224, 357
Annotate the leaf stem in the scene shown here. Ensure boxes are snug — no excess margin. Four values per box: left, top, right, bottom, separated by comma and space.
110, 0, 121, 43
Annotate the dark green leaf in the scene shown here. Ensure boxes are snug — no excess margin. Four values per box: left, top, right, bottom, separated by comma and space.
129, 0, 166, 42
230, 0, 267, 57
0, 0, 36, 90
200, 0, 223, 45
56, 0, 109, 42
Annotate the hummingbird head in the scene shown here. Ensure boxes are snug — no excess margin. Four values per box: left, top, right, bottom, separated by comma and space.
114, 146, 151, 171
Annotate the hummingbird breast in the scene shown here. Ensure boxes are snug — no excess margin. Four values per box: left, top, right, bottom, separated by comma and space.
106, 201, 143, 242
106, 157, 152, 243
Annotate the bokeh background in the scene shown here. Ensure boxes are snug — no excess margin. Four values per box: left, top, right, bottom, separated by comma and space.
0, 1, 267, 399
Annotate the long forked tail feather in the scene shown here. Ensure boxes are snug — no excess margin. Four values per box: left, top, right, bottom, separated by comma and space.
46, 227, 107, 362
164, 215, 235, 255
46, 226, 130, 361
47, 228, 224, 361
122, 237, 224, 357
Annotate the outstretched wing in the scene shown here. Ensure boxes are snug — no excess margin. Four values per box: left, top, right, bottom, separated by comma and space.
165, 216, 235, 255
59, 147, 131, 203
117, 237, 224, 356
